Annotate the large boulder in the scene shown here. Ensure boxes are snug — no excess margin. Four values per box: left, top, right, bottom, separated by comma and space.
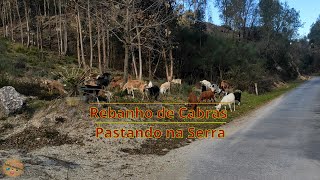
0, 86, 26, 117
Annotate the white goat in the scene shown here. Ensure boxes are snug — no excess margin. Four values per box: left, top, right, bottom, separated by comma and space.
215, 93, 236, 112
105, 91, 113, 102
171, 79, 182, 84
160, 82, 171, 94
200, 80, 212, 90
147, 81, 153, 88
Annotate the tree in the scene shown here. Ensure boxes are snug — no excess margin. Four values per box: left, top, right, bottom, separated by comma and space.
214, 0, 259, 39
87, 0, 93, 68
308, 16, 320, 47
102, 0, 174, 82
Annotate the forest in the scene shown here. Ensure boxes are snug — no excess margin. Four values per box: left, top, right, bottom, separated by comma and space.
0, 0, 320, 92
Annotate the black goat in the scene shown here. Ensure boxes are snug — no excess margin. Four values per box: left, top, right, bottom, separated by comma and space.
201, 85, 207, 92
234, 90, 242, 105
146, 85, 160, 100
96, 72, 111, 87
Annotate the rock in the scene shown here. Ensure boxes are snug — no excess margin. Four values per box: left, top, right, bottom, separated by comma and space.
0, 86, 27, 117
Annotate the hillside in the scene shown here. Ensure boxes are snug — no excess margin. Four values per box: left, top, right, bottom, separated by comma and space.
0, 39, 175, 178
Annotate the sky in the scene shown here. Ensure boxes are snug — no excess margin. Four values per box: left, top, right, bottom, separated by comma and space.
207, 0, 320, 38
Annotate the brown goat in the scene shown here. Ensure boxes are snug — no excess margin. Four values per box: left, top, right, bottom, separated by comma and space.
220, 80, 230, 91
199, 90, 215, 102
188, 92, 198, 110
41, 79, 67, 96
122, 80, 148, 99
110, 79, 124, 89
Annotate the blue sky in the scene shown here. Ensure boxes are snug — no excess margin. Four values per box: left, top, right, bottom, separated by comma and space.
207, 0, 320, 38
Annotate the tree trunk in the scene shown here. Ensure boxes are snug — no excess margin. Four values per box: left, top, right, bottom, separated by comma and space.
124, 43, 130, 82
1, 3, 5, 38
106, 29, 110, 69
43, 0, 47, 16
148, 50, 152, 80
75, 15, 81, 67
23, 1, 30, 47
4, 2, 8, 38
63, 14, 68, 54
169, 48, 174, 81
40, 19, 43, 52
218, 63, 223, 80
54, 0, 60, 54
163, 48, 170, 81
97, 10, 102, 73
153, 54, 161, 75
131, 47, 138, 79
48, 20, 52, 49
59, 0, 63, 55
102, 25, 106, 71
9, 2, 14, 41
77, 3, 86, 68
36, 18, 40, 49
123, 2, 130, 82
136, 26, 143, 80
15, 0, 23, 44
47, 0, 50, 15
88, 0, 93, 68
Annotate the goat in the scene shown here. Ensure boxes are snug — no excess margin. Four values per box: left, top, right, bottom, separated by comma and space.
147, 81, 153, 88
210, 83, 228, 98
215, 93, 236, 112
122, 80, 148, 99
146, 85, 160, 100
160, 82, 171, 94
211, 84, 220, 93
96, 72, 111, 88
171, 79, 182, 84
110, 79, 125, 89
200, 80, 212, 89
188, 92, 198, 110
97, 89, 113, 103
220, 80, 230, 92
84, 72, 111, 89
234, 90, 242, 105
113, 76, 122, 80
199, 90, 215, 102
41, 79, 67, 96
109, 75, 133, 90
201, 85, 207, 92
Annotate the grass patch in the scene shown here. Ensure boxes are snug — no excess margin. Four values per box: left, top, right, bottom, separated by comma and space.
23, 99, 50, 119
225, 80, 302, 122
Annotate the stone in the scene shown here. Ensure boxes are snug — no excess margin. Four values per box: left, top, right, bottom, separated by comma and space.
0, 86, 27, 117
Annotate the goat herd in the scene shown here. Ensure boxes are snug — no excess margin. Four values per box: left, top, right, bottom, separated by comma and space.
40, 72, 242, 112
190, 80, 242, 112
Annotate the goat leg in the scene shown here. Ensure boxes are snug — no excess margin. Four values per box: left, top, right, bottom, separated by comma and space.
96, 97, 101, 108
